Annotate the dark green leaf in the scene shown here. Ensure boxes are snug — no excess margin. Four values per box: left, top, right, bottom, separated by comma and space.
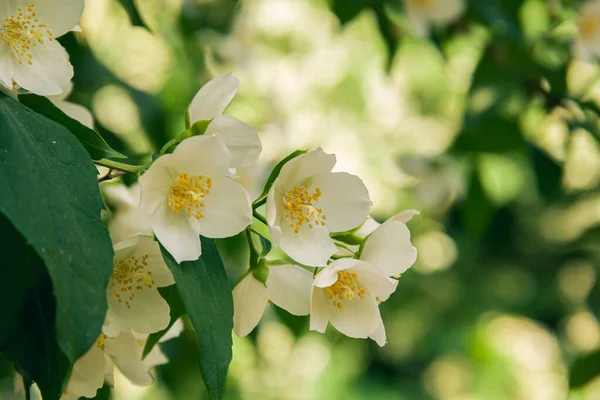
0, 215, 71, 400
570, 349, 600, 388
330, 0, 378, 25
461, 171, 495, 236
142, 285, 186, 359
18, 94, 126, 160
452, 116, 526, 153
0, 93, 114, 363
253, 150, 307, 206
160, 237, 233, 400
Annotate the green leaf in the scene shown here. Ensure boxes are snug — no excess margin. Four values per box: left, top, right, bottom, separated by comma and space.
257, 232, 272, 259
160, 237, 233, 400
0, 215, 71, 400
18, 94, 126, 160
330, 0, 378, 25
142, 285, 186, 359
570, 349, 600, 388
253, 149, 307, 207
0, 93, 114, 364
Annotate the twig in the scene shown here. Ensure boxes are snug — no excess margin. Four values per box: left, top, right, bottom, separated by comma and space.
98, 169, 126, 183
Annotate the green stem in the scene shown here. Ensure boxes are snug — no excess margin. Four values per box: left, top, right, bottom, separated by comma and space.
158, 136, 185, 156
253, 210, 268, 226
252, 196, 267, 210
246, 228, 259, 267
95, 159, 143, 174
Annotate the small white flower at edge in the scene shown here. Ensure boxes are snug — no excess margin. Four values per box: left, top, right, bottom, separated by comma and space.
60, 329, 172, 400
188, 73, 262, 169
101, 183, 154, 243
310, 259, 398, 346
310, 212, 418, 346
103, 236, 175, 336
232, 264, 313, 337
404, 0, 465, 36
0, 0, 84, 95
139, 135, 253, 263
266, 147, 372, 266
574, 1, 600, 60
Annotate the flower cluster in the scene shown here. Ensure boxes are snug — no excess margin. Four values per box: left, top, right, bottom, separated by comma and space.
5, 1, 418, 396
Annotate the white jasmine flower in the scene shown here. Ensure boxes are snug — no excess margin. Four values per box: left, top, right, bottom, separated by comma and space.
0, 0, 84, 95
404, 0, 465, 36
266, 147, 371, 266
232, 264, 314, 337
103, 236, 175, 336
102, 183, 153, 243
310, 212, 418, 346
48, 82, 94, 128
360, 214, 419, 278
60, 336, 112, 400
188, 74, 262, 168
103, 331, 168, 386
139, 135, 253, 263
60, 329, 171, 399
574, 1, 600, 60
310, 259, 398, 346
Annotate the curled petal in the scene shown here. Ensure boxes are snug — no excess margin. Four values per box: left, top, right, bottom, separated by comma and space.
233, 274, 269, 337
267, 265, 313, 315
205, 115, 262, 168
188, 73, 239, 122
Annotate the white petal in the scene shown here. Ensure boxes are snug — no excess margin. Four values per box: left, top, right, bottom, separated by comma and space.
360, 221, 417, 277
105, 332, 155, 386
266, 186, 282, 229
107, 282, 170, 335
0, 44, 16, 89
139, 154, 177, 215
275, 147, 336, 191
12, 39, 73, 96
390, 209, 420, 224
309, 287, 331, 333
152, 203, 201, 263
232, 274, 269, 337
198, 176, 252, 238
0, 1, 16, 20
308, 172, 371, 233
27, 0, 85, 38
278, 221, 337, 266
313, 258, 360, 288
51, 100, 94, 128
328, 294, 382, 340
350, 261, 398, 303
172, 135, 232, 177
64, 345, 105, 399
143, 344, 169, 370
159, 318, 184, 343
188, 73, 239, 122
133, 236, 174, 287
267, 265, 313, 315
102, 183, 140, 209
369, 322, 387, 347
205, 115, 262, 168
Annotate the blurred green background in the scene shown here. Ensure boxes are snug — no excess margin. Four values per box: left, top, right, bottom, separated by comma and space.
7, 0, 600, 398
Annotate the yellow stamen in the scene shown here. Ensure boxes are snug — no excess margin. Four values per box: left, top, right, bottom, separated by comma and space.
1, 4, 54, 64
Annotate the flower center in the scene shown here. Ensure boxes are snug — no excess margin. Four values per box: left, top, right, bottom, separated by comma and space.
325, 271, 365, 309
283, 184, 327, 233
111, 254, 155, 310
168, 173, 211, 218
95, 334, 108, 350
1, 4, 54, 65
579, 12, 600, 40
